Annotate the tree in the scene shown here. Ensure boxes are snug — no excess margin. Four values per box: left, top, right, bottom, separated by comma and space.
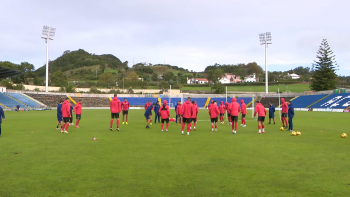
246, 62, 264, 76
310, 39, 338, 91
206, 68, 225, 83
151, 73, 158, 81
162, 71, 174, 81
98, 72, 114, 87
19, 62, 35, 84
213, 83, 225, 94
50, 71, 67, 87
64, 84, 76, 93
126, 71, 139, 81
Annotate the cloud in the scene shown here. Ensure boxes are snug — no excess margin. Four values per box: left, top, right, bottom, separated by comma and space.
0, 0, 349, 75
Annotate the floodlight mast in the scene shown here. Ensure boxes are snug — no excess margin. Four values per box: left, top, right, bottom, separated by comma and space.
259, 32, 272, 94
41, 26, 56, 92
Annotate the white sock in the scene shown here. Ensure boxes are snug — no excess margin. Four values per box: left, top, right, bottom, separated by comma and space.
194, 127, 196, 129
262, 128, 265, 132
259, 129, 261, 132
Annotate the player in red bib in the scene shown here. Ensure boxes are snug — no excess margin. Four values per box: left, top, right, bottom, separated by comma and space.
281, 98, 289, 128
121, 98, 130, 125
176, 102, 183, 125
144, 100, 152, 125
218, 101, 226, 124
254, 100, 267, 134
240, 99, 247, 127
61, 97, 71, 133
225, 102, 231, 126
110, 94, 121, 131
159, 100, 170, 132
73, 100, 82, 128
230, 98, 241, 134
190, 101, 199, 131
209, 101, 220, 131
181, 97, 193, 135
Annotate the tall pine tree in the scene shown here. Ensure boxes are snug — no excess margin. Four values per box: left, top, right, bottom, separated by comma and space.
310, 39, 338, 91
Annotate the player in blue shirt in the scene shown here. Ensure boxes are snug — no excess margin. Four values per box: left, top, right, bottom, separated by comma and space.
0, 106, 5, 137
144, 103, 155, 128
154, 101, 160, 124
268, 102, 276, 125
287, 101, 295, 131
56, 100, 63, 130
175, 101, 180, 123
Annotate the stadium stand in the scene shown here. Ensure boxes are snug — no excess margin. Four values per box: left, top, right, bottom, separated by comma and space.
24, 93, 65, 107
70, 97, 110, 107
4, 92, 41, 108
309, 93, 350, 109
259, 97, 294, 108
18, 92, 350, 109
289, 94, 329, 108
0, 92, 25, 108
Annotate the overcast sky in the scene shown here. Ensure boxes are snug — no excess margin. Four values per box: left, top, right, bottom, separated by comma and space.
1, 0, 349, 75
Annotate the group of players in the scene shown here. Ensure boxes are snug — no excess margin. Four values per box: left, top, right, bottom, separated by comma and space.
56, 98, 82, 133
56, 94, 295, 134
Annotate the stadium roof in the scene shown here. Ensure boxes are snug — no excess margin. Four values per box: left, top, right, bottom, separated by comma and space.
0, 67, 22, 79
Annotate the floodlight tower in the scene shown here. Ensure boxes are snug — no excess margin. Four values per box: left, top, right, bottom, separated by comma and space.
259, 32, 272, 94
41, 26, 56, 92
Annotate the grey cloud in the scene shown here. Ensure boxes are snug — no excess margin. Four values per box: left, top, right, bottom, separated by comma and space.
0, 0, 349, 74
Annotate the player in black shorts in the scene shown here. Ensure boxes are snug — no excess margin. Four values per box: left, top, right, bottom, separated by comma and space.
190, 101, 199, 131
254, 100, 267, 134
209, 101, 220, 131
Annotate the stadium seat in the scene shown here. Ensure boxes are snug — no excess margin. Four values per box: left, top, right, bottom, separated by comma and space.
5, 93, 40, 108
0, 93, 25, 108
309, 93, 350, 109
291, 94, 329, 108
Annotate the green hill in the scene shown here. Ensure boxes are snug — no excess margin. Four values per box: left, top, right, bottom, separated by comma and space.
35, 49, 126, 80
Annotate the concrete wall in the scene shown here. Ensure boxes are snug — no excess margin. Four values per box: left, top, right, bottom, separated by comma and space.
8, 89, 183, 98
20, 84, 181, 95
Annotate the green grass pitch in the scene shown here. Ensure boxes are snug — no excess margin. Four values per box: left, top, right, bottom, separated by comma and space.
0, 109, 349, 197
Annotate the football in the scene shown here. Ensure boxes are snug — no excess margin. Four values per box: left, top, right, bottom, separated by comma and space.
291, 131, 297, 136
280, 127, 284, 131
296, 131, 301, 136
341, 133, 347, 138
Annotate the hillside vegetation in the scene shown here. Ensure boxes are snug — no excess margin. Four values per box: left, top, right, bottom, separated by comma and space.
35, 49, 126, 81
0, 49, 325, 93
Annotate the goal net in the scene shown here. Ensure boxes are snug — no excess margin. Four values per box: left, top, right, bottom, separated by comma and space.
182, 93, 257, 120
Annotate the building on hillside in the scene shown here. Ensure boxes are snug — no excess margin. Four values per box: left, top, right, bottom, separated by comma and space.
219, 73, 241, 84
187, 78, 209, 84
288, 73, 300, 79
244, 73, 257, 82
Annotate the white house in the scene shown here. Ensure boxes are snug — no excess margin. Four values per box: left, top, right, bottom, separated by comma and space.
219, 73, 241, 84
244, 73, 257, 82
187, 78, 209, 84
288, 73, 300, 79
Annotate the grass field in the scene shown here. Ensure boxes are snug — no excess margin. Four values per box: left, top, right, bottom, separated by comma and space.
152, 66, 184, 75
181, 83, 311, 93
0, 109, 349, 197
104, 68, 119, 74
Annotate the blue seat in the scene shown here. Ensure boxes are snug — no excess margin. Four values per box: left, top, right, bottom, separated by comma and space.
0, 93, 25, 108
310, 93, 350, 109
291, 94, 328, 108
5, 93, 40, 108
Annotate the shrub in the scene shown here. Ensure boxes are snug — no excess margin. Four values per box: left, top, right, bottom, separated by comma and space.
65, 84, 76, 93
0, 79, 14, 89
109, 89, 124, 94
89, 87, 101, 93
127, 88, 134, 94
13, 84, 24, 90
